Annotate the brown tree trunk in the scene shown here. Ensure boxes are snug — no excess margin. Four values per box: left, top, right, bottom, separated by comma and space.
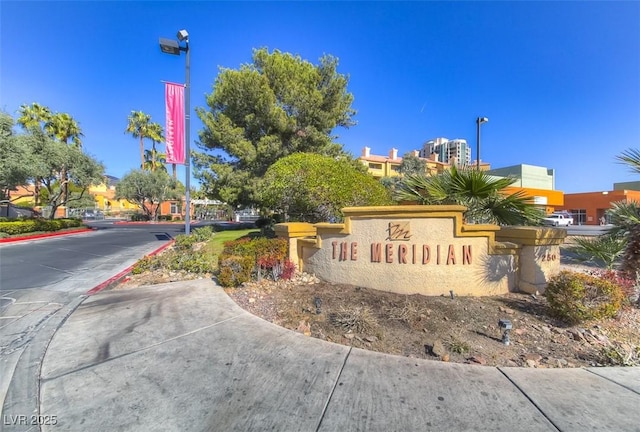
140, 137, 145, 169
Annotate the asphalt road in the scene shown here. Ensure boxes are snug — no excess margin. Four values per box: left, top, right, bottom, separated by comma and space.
0, 222, 180, 429
0, 222, 182, 292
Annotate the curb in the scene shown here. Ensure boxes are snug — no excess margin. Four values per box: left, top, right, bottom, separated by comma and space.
86, 240, 176, 295
0, 227, 94, 243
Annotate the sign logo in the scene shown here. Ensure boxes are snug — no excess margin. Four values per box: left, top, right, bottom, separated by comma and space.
386, 221, 412, 241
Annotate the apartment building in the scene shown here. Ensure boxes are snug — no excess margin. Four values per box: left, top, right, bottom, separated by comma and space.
419, 137, 472, 168
359, 147, 449, 179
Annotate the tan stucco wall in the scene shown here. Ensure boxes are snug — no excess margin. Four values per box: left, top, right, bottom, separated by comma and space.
496, 226, 566, 294
302, 217, 515, 296
276, 207, 566, 297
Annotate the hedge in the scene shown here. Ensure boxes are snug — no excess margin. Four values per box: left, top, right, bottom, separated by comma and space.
0, 218, 83, 235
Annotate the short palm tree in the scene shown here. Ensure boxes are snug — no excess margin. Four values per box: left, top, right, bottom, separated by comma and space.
143, 149, 168, 173
606, 199, 640, 277
147, 122, 164, 171
603, 148, 640, 279
395, 166, 542, 225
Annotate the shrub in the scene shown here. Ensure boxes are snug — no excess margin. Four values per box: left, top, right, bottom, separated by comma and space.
218, 237, 291, 286
587, 269, 640, 305
259, 153, 392, 223
131, 255, 164, 274
174, 234, 198, 252
544, 271, 624, 323
569, 235, 625, 269
0, 218, 83, 235
157, 215, 173, 221
131, 213, 150, 221
218, 255, 254, 287
191, 225, 216, 241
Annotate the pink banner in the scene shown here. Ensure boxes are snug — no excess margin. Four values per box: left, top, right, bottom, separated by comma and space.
165, 82, 185, 164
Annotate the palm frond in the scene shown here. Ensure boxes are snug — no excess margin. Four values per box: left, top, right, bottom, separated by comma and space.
616, 148, 640, 175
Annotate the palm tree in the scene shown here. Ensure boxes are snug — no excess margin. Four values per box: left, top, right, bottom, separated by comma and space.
605, 201, 640, 275
616, 148, 640, 175
586, 149, 640, 283
45, 113, 84, 203
147, 122, 164, 172
125, 111, 154, 169
395, 166, 542, 225
17, 103, 52, 131
17, 103, 53, 206
143, 149, 168, 173
47, 112, 83, 148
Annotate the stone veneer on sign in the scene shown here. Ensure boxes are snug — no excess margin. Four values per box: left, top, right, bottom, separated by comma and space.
275, 206, 566, 296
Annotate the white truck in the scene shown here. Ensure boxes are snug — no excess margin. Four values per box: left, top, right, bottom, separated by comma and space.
542, 213, 574, 227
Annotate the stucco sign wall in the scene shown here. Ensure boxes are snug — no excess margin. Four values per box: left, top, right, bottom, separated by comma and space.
277, 206, 527, 296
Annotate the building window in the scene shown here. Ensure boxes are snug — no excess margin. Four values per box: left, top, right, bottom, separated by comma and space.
570, 209, 586, 225
368, 163, 382, 170
390, 165, 400, 172
170, 202, 182, 214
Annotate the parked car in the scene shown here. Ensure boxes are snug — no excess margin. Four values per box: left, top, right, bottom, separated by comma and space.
82, 210, 104, 220
542, 213, 573, 227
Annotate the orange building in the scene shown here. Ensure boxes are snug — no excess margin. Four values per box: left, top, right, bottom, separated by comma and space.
557, 189, 640, 225
502, 186, 564, 214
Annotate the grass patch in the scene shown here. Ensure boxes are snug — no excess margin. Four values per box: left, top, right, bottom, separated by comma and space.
204, 229, 259, 257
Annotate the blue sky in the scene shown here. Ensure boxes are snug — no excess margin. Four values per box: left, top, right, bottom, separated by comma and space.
2, 1, 639, 193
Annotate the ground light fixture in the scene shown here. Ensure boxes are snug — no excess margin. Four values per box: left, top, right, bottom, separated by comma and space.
476, 116, 489, 170
498, 319, 512, 345
159, 29, 192, 235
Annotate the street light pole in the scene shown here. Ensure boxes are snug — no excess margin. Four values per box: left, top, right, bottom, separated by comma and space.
476, 116, 488, 170
159, 29, 191, 235
183, 33, 191, 236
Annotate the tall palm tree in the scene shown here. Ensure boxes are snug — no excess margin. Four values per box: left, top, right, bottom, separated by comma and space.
17, 103, 52, 131
17, 103, 53, 206
45, 112, 84, 203
125, 111, 154, 169
395, 166, 542, 225
47, 112, 83, 148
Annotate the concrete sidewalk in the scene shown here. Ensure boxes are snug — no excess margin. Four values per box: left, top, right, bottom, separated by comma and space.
28, 281, 640, 431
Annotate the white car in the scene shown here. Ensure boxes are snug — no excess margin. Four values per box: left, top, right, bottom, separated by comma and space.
542, 214, 573, 227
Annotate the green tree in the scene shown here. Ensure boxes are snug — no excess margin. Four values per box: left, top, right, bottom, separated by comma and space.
195, 48, 357, 207
17, 103, 53, 205
115, 170, 182, 221
16, 104, 85, 205
259, 153, 392, 223
0, 113, 34, 201
399, 152, 426, 176
35, 141, 104, 218
143, 149, 168, 173
47, 112, 83, 148
395, 166, 542, 225
125, 111, 162, 169
47, 112, 84, 202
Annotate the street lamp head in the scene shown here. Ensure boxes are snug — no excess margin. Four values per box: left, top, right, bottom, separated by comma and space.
159, 38, 180, 55
177, 29, 189, 42
477, 117, 489, 124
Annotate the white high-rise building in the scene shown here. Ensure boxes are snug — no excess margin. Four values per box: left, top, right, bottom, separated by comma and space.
419, 138, 471, 167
